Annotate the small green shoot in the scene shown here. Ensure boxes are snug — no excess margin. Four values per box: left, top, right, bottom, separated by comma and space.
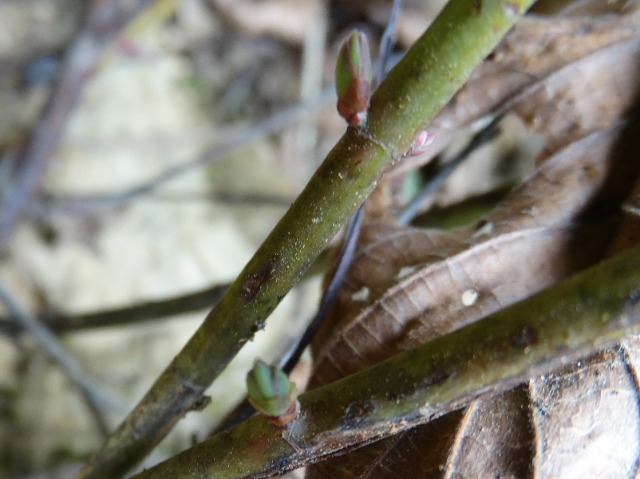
246, 360, 299, 428
335, 29, 372, 127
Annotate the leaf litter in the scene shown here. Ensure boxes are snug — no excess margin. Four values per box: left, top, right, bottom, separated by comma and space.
307, 3, 640, 478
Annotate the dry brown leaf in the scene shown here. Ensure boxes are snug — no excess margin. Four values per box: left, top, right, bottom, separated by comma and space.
511, 38, 640, 159
557, 0, 637, 16
306, 131, 640, 479
308, 410, 468, 479
608, 170, 640, 254
310, 123, 639, 387
438, 11, 640, 129
443, 387, 534, 478
395, 7, 640, 174
306, 121, 640, 478
527, 349, 640, 478
306, 6, 640, 477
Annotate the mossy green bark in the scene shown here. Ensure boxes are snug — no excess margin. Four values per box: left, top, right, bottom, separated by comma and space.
77, 1, 537, 478
133, 244, 640, 478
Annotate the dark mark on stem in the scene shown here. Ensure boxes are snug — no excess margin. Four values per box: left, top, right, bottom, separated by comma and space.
512, 325, 538, 349
242, 261, 275, 300
619, 288, 640, 327
416, 371, 451, 390
250, 320, 266, 335
189, 395, 212, 412
344, 399, 375, 424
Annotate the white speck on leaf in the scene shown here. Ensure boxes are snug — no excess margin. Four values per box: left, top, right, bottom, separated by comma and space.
351, 287, 370, 302
397, 266, 418, 279
461, 289, 479, 306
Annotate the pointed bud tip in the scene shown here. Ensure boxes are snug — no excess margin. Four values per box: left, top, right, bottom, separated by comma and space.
335, 29, 372, 126
406, 129, 436, 156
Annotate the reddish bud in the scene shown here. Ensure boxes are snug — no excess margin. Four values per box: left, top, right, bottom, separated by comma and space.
335, 30, 372, 127
406, 129, 436, 157
247, 360, 299, 427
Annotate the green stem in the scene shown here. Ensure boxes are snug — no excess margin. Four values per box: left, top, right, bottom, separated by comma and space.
133, 244, 640, 479
77, 1, 536, 478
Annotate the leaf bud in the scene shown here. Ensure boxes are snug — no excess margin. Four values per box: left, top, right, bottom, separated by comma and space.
335, 29, 372, 127
406, 129, 436, 157
247, 360, 299, 425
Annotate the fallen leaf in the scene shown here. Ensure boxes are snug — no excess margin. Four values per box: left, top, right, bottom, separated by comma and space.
311, 122, 640, 386
394, 6, 640, 174
527, 349, 640, 478
306, 5, 640, 477
511, 39, 640, 159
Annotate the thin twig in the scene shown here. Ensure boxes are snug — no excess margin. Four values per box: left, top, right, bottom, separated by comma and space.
37, 89, 334, 218
38, 51, 408, 220
0, 284, 227, 337
0, 251, 330, 337
0, 0, 153, 248
142, 190, 295, 207
39, 52, 409, 219
378, 0, 402, 82
283, 206, 364, 372
0, 282, 124, 436
51, 284, 227, 333
0, 246, 331, 338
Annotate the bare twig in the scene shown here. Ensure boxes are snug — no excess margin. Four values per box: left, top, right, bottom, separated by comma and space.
0, 279, 228, 337
47, 283, 227, 333
0, 250, 330, 337
378, 0, 402, 82
38, 52, 409, 220
0, 283, 228, 337
0, 0, 153, 248
137, 190, 295, 207
283, 206, 364, 373
0, 282, 124, 436
296, 1, 327, 164
37, 89, 334, 218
